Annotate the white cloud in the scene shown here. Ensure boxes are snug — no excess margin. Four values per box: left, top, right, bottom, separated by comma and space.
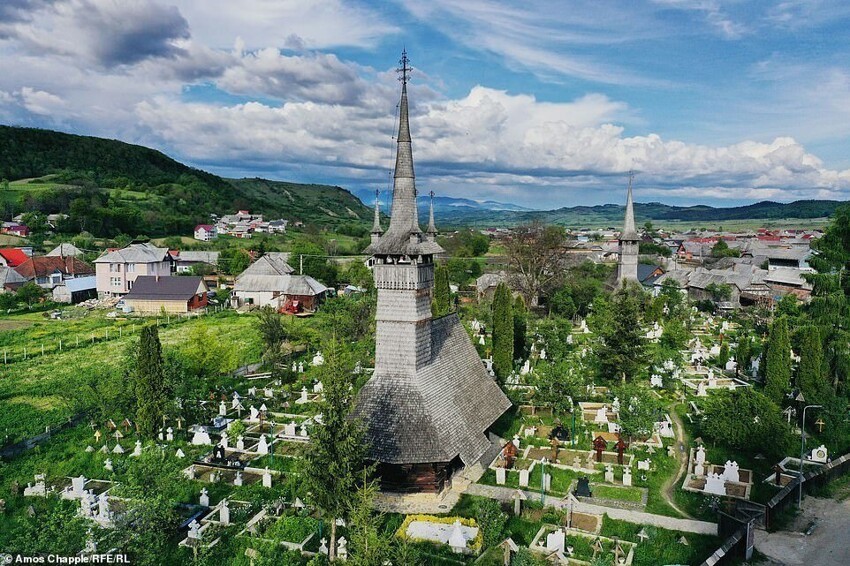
172, 0, 396, 50
18, 86, 65, 115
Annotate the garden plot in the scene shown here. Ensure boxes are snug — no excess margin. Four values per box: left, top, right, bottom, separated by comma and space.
530, 524, 636, 565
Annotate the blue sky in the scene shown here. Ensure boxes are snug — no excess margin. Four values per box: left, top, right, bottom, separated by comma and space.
1, 0, 849, 209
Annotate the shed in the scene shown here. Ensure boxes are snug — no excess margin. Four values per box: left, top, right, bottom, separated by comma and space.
123, 276, 208, 314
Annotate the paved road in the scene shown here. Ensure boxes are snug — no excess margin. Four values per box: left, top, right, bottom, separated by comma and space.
755, 497, 850, 565
466, 483, 718, 535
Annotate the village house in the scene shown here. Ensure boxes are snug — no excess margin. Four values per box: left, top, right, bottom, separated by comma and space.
122, 276, 208, 314
0, 248, 30, 268
193, 224, 218, 241
0, 266, 27, 292
14, 255, 95, 290
93, 242, 172, 297
475, 272, 506, 302
172, 251, 220, 274
231, 252, 328, 312
46, 243, 84, 257
1, 222, 29, 237
52, 276, 98, 304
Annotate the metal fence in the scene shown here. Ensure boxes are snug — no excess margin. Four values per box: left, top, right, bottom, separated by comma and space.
699, 450, 850, 565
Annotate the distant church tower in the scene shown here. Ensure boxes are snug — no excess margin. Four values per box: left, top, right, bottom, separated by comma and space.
617, 174, 640, 284
353, 51, 510, 493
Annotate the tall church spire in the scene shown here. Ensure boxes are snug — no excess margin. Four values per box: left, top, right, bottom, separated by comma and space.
386, 49, 419, 236
426, 190, 437, 239
622, 171, 638, 240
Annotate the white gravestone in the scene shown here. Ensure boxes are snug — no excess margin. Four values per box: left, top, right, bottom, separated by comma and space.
546, 529, 565, 553
704, 473, 726, 496
262, 468, 272, 488
166, 427, 174, 442
257, 435, 269, 455
234, 471, 243, 486
249, 406, 259, 421
638, 459, 651, 471
188, 520, 201, 540
300, 423, 309, 438
519, 469, 529, 488
604, 465, 614, 483
219, 401, 227, 416
594, 407, 609, 424
236, 435, 245, 451
132, 440, 142, 457
199, 488, 209, 507
220, 500, 230, 526
285, 422, 297, 437
695, 446, 706, 465
191, 428, 211, 445
623, 467, 632, 487
104, 459, 113, 472
175, 448, 185, 458
496, 467, 506, 485
722, 461, 740, 483
811, 445, 828, 463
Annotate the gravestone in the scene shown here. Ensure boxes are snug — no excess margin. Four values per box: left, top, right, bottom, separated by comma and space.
112, 443, 124, 454
723, 461, 740, 483
186, 465, 195, 479
264, 388, 274, 399
615, 438, 627, 465
519, 469, 529, 488
220, 432, 229, 449
319, 538, 328, 555
249, 406, 259, 421
546, 529, 565, 553
104, 459, 113, 472
623, 467, 632, 487
297, 389, 308, 404
236, 435, 245, 451
285, 422, 297, 437
811, 445, 828, 464
637, 459, 650, 471
219, 401, 227, 416
695, 446, 706, 466
604, 464, 614, 483
132, 440, 142, 457
337, 536, 348, 560
593, 436, 607, 462
496, 467, 506, 485
257, 435, 269, 455
313, 381, 324, 394
704, 473, 726, 495
234, 471, 243, 486
220, 500, 230, 526
573, 455, 582, 469
188, 519, 201, 540
300, 423, 308, 437
512, 490, 526, 516
71, 475, 86, 497
448, 522, 466, 554
543, 473, 552, 492
199, 488, 209, 507
262, 468, 272, 488
175, 448, 185, 458
191, 428, 211, 446
697, 382, 707, 397
594, 407, 609, 424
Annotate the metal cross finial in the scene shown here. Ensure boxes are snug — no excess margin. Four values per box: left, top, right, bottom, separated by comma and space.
398, 49, 411, 84
430, 190, 434, 199
628, 169, 634, 187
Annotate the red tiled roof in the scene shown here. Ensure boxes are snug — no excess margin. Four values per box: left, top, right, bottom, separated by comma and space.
14, 256, 94, 279
0, 248, 29, 267
195, 224, 214, 231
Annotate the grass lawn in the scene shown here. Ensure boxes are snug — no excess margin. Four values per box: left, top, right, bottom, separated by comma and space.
601, 515, 721, 566
592, 484, 644, 503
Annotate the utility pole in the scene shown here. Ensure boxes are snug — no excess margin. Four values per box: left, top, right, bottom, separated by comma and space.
799, 404, 822, 506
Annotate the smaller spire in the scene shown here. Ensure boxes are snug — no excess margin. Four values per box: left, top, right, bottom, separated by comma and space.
621, 171, 639, 241
371, 189, 383, 234
426, 191, 437, 238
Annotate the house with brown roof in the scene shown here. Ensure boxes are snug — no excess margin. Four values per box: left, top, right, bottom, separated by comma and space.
123, 276, 208, 314
14, 256, 94, 289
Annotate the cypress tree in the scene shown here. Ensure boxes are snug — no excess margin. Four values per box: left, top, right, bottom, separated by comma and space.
596, 285, 646, 382
133, 325, 169, 438
513, 294, 527, 361
735, 336, 752, 373
798, 325, 829, 405
764, 316, 792, 403
432, 263, 451, 317
717, 343, 730, 369
492, 283, 514, 382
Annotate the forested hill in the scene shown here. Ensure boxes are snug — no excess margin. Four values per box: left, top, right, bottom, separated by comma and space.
434, 199, 845, 228
0, 125, 372, 237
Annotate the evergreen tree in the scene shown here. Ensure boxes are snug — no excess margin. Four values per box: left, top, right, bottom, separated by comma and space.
797, 325, 830, 405
764, 316, 792, 403
133, 325, 169, 438
513, 295, 527, 361
432, 263, 452, 317
347, 477, 390, 565
717, 343, 730, 369
492, 282, 514, 382
303, 338, 369, 561
735, 336, 752, 373
596, 285, 646, 382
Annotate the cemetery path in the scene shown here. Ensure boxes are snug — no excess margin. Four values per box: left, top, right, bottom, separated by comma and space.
465, 483, 717, 535
660, 405, 693, 519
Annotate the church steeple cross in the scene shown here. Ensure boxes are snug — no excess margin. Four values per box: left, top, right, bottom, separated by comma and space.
397, 49, 411, 85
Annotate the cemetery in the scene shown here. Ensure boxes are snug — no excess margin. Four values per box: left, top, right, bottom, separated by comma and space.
3, 112, 850, 565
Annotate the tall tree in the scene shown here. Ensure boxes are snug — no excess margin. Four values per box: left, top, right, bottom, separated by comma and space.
346, 476, 390, 566
503, 221, 567, 306
595, 284, 647, 382
303, 338, 369, 561
764, 315, 792, 403
132, 325, 169, 438
491, 282, 514, 382
513, 294, 528, 361
432, 263, 452, 317
797, 325, 829, 406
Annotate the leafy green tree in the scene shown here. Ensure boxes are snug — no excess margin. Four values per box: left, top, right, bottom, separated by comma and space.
491, 282, 514, 382
711, 238, 740, 258
132, 325, 170, 438
504, 221, 568, 305
549, 288, 577, 318
764, 316, 792, 403
595, 284, 647, 382
614, 384, 664, 441
219, 247, 251, 275
534, 361, 584, 416
705, 282, 732, 301
513, 294, 527, 361
303, 338, 369, 561
16, 282, 46, 306
292, 241, 338, 287
736, 336, 753, 373
432, 263, 452, 317
700, 389, 791, 459
342, 260, 373, 291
